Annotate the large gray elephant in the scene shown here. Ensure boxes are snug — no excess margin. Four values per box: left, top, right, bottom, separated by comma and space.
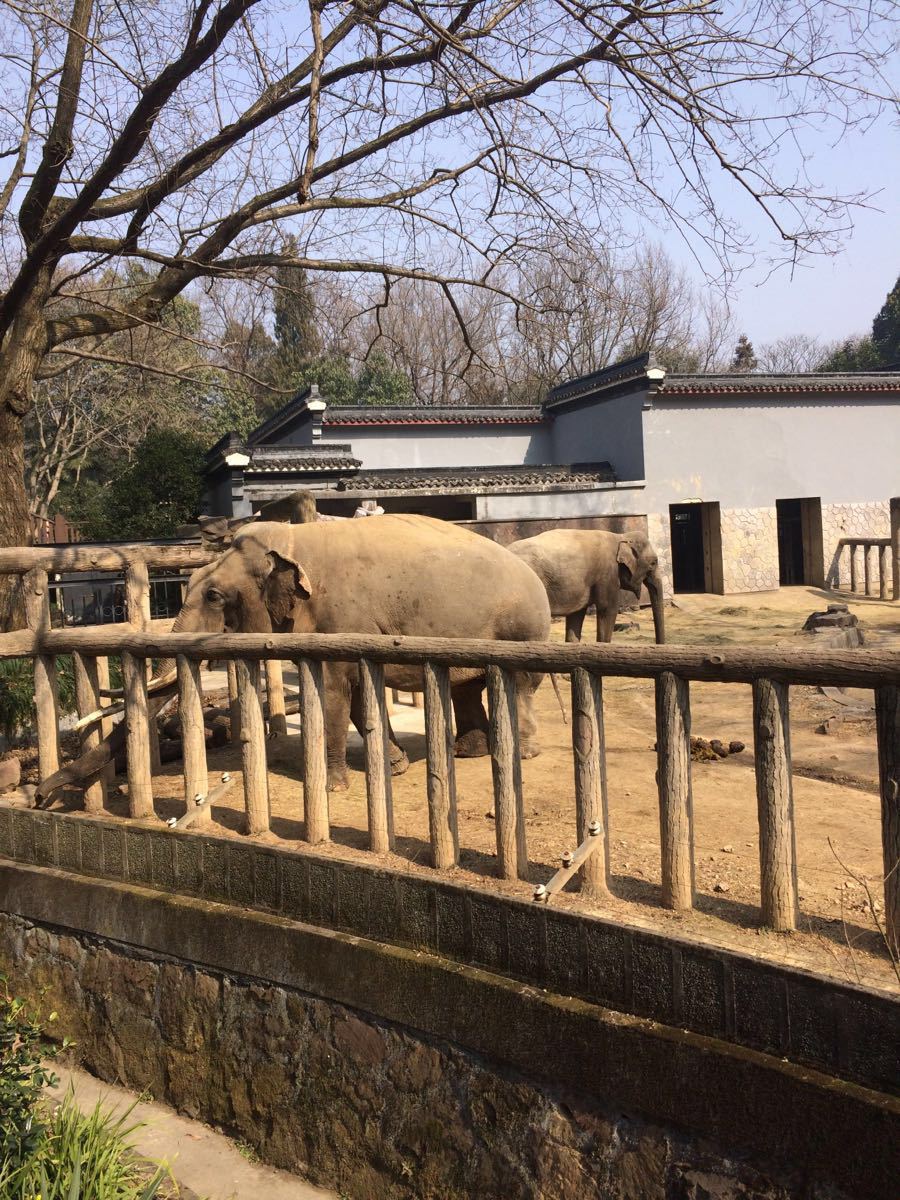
508, 529, 665, 644
175, 516, 551, 790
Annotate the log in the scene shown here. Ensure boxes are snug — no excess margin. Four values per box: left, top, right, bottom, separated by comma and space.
423, 660, 458, 869
753, 678, 798, 931
359, 658, 395, 853
879, 544, 889, 602
73, 654, 106, 814
177, 655, 209, 823
265, 659, 287, 736
22, 569, 59, 780
122, 651, 154, 818
864, 544, 873, 597
655, 672, 695, 911
0, 543, 214, 575
236, 659, 269, 835
9, 628, 900, 688
226, 660, 241, 743
297, 658, 329, 843
570, 667, 609, 898
875, 684, 900, 958
487, 664, 527, 880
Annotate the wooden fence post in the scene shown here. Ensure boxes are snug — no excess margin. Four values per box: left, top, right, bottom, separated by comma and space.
753, 678, 799, 931
177, 655, 209, 823
125, 561, 160, 772
423, 660, 458, 869
22, 568, 59, 780
891, 498, 900, 602
655, 671, 695, 911
73, 653, 106, 813
226, 660, 241, 742
265, 659, 287, 735
359, 658, 395, 853
570, 667, 610, 898
875, 684, 900, 958
122, 561, 155, 817
849, 543, 858, 593
487, 665, 527, 881
236, 659, 269, 835
879, 544, 889, 601
297, 658, 329, 843
864, 543, 873, 597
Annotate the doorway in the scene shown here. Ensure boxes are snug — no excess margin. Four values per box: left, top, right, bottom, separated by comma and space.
776, 497, 823, 586
669, 502, 723, 593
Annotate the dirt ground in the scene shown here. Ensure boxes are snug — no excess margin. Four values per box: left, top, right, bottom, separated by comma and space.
92, 586, 900, 992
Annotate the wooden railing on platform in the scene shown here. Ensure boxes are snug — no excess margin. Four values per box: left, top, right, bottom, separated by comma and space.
2, 607, 899, 953
836, 537, 896, 600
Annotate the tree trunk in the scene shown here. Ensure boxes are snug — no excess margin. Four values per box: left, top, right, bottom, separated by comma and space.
0, 404, 31, 629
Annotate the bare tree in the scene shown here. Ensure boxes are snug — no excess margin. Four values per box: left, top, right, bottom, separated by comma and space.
757, 333, 835, 373
0, 0, 895, 619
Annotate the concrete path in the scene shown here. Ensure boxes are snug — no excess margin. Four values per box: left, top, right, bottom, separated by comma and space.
47, 1065, 337, 1200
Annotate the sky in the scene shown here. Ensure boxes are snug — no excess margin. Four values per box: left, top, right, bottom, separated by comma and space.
694, 119, 899, 349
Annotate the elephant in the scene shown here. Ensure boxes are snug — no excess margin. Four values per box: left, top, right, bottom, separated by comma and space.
173, 516, 551, 790
507, 530, 665, 644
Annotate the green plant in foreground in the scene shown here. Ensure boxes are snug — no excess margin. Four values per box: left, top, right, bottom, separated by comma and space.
0, 977, 61, 1167
0, 1093, 172, 1199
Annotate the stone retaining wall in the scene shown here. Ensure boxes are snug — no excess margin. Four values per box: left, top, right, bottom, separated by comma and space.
2, 861, 898, 1200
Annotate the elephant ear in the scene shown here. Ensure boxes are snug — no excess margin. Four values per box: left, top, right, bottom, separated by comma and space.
263, 550, 312, 627
616, 538, 639, 587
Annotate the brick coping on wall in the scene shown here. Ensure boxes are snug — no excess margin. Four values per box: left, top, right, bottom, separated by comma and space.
0, 804, 897, 1099
2, 862, 899, 1200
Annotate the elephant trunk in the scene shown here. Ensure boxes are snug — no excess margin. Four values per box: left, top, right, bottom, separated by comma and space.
647, 569, 666, 644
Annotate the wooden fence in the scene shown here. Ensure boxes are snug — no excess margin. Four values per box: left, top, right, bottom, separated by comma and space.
836, 537, 896, 600
1, 544, 899, 953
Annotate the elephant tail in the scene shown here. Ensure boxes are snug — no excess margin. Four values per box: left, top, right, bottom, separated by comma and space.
549, 673, 568, 724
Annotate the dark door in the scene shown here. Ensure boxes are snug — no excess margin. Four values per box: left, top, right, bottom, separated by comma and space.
670, 504, 706, 592
777, 499, 805, 586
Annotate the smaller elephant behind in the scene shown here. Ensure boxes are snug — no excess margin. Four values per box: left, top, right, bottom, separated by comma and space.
508, 530, 666, 644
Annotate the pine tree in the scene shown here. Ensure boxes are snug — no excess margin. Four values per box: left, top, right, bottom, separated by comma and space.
871, 274, 900, 367
730, 334, 758, 373
270, 238, 322, 385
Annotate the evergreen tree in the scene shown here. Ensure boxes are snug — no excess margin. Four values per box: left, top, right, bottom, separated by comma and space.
818, 335, 883, 372
730, 334, 758, 373
872, 274, 900, 367
270, 239, 322, 385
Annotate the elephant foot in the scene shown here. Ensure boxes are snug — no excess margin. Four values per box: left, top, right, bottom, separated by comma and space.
519, 740, 541, 760
327, 765, 350, 792
454, 728, 490, 758
390, 749, 410, 777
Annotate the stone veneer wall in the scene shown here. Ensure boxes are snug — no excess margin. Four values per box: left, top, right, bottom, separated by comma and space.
2, 912, 838, 1200
823, 501, 892, 591
646, 512, 674, 599
718, 507, 780, 594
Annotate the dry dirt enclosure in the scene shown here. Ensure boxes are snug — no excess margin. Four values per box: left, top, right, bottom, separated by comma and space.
134, 586, 899, 990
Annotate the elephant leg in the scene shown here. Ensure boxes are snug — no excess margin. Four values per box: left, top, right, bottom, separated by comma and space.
517, 672, 542, 759
323, 664, 352, 791
594, 589, 617, 643
452, 677, 490, 757
350, 686, 410, 777
565, 609, 586, 643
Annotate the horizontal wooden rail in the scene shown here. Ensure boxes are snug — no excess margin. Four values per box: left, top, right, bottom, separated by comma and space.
837, 537, 891, 548
0, 544, 214, 575
5, 627, 900, 688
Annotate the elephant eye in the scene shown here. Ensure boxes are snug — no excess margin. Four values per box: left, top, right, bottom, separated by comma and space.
205, 587, 225, 606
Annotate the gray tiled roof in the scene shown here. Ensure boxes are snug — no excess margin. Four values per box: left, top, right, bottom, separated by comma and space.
247, 445, 361, 473
335, 462, 615, 492
658, 371, 900, 395
323, 405, 545, 425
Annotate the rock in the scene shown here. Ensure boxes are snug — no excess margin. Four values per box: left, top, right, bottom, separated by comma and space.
0, 756, 21, 793
803, 607, 858, 631
720, 845, 733, 854
816, 715, 843, 735
713, 881, 729, 893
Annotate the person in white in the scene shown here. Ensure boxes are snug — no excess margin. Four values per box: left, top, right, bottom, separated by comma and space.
353, 500, 385, 517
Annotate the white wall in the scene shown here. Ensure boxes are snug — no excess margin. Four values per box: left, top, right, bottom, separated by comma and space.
319, 424, 553, 469
550, 391, 645, 482
642, 396, 900, 512
475, 485, 646, 521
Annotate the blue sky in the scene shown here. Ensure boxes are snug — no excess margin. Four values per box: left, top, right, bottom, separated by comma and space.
702, 119, 899, 348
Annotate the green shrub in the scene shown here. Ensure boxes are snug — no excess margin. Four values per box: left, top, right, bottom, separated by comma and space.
0, 657, 79, 744
0, 977, 62, 1167
0, 1094, 172, 1199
